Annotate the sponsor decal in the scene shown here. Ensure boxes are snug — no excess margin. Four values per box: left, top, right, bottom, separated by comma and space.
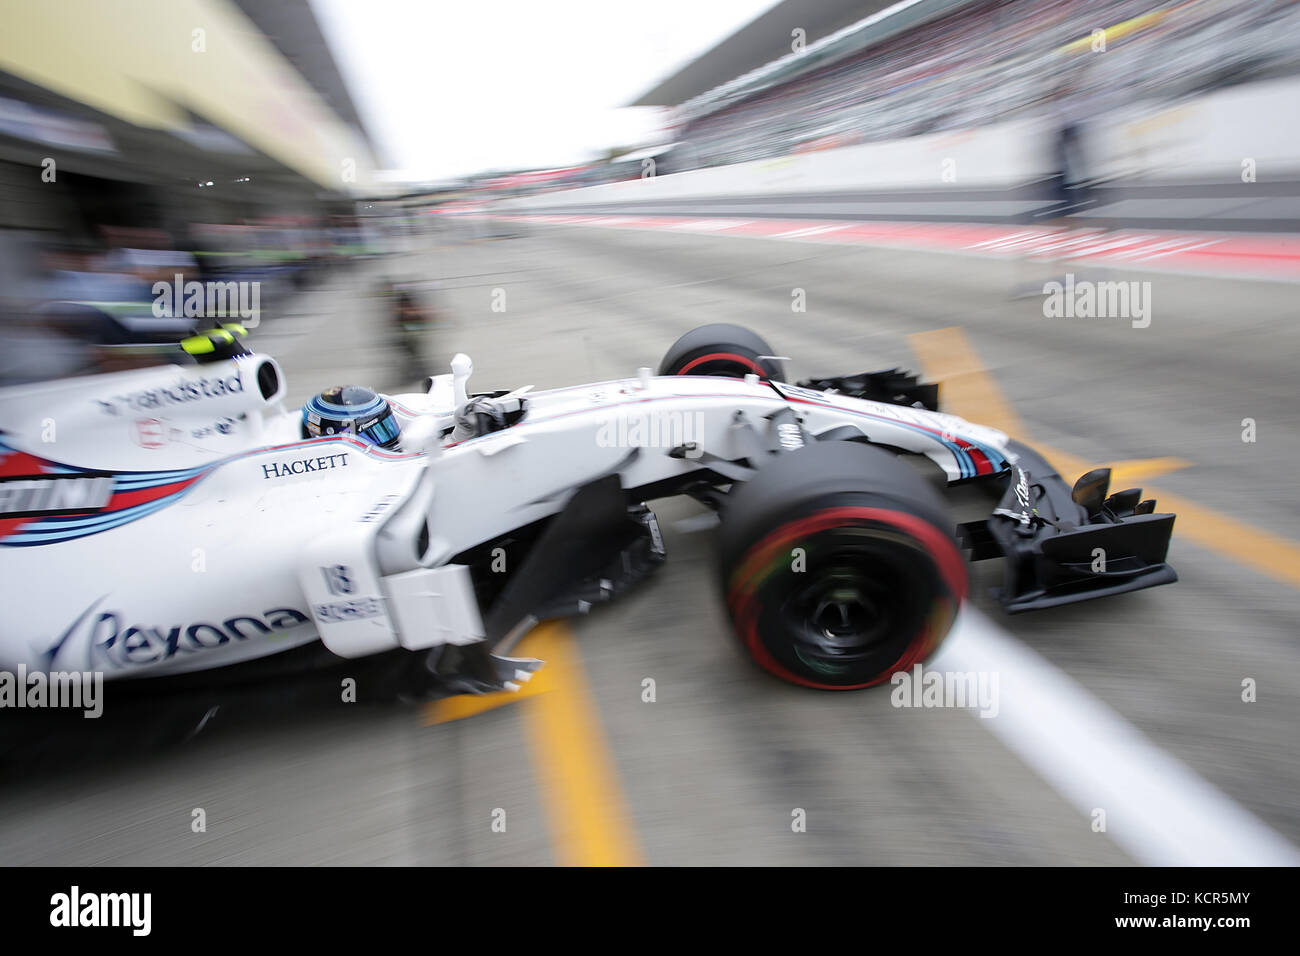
315, 565, 385, 621
191, 417, 237, 440
771, 382, 828, 404
0, 437, 212, 546
133, 418, 169, 448
45, 602, 311, 670
780, 388, 1006, 478
358, 495, 400, 523
993, 467, 1035, 528
321, 564, 355, 595
261, 452, 349, 479
0, 474, 114, 517
96, 372, 244, 416
314, 597, 385, 623
1014, 467, 1032, 526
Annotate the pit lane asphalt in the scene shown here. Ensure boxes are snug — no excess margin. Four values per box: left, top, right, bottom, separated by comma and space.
3, 220, 1297, 865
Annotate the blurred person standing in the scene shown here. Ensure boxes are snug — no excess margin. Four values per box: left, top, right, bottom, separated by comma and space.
1045, 80, 1094, 225
1011, 76, 1101, 298
380, 279, 441, 388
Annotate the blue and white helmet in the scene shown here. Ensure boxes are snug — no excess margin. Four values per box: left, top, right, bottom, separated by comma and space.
303, 385, 400, 448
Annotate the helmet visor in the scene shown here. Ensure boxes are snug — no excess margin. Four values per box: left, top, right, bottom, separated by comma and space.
359, 410, 401, 448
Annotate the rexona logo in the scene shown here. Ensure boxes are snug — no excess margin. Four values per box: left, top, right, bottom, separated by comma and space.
96, 373, 243, 415
49, 606, 310, 669
0, 475, 115, 517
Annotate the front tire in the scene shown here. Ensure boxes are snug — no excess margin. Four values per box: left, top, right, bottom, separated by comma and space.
718, 441, 966, 689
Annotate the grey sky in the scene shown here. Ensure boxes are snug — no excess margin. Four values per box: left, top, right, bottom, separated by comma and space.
310, 0, 781, 182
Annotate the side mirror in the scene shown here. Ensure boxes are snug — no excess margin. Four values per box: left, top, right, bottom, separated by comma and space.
450, 353, 473, 412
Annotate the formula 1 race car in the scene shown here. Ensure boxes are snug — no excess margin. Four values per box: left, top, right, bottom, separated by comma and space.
0, 323, 1176, 714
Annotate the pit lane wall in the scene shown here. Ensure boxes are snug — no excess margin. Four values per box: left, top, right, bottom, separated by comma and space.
502, 76, 1300, 210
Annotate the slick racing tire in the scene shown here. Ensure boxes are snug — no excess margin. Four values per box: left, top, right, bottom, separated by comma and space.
658, 323, 786, 381
718, 441, 967, 689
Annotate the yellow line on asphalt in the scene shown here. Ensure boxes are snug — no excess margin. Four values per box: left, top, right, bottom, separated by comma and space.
908, 327, 1191, 481
909, 326, 1300, 590
422, 634, 553, 725
1095, 456, 1189, 486
422, 622, 644, 866
518, 622, 645, 866
909, 328, 1027, 436
1124, 488, 1300, 590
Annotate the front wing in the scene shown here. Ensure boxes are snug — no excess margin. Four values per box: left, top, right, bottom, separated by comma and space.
960, 441, 1177, 613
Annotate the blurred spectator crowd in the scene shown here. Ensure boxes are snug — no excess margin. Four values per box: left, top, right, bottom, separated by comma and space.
668, 0, 1300, 170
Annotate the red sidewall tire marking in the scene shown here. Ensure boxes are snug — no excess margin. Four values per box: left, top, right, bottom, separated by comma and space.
727, 505, 966, 690
677, 352, 768, 377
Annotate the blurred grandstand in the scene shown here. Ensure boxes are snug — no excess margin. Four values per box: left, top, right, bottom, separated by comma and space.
638, 0, 1300, 172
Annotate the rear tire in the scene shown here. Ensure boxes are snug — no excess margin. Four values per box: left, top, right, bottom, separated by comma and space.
718, 441, 966, 689
658, 323, 786, 381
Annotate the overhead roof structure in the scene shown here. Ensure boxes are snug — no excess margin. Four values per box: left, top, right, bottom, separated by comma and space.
230, 0, 380, 165
0, 0, 377, 194
631, 0, 978, 116
632, 0, 897, 107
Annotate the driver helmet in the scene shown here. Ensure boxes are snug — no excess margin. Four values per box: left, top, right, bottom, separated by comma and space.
303, 385, 401, 449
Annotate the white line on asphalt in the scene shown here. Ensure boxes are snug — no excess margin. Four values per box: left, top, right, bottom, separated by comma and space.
671, 219, 741, 231
970, 229, 1046, 250
773, 224, 847, 239
933, 609, 1300, 866
519, 215, 1300, 282
1138, 238, 1222, 261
